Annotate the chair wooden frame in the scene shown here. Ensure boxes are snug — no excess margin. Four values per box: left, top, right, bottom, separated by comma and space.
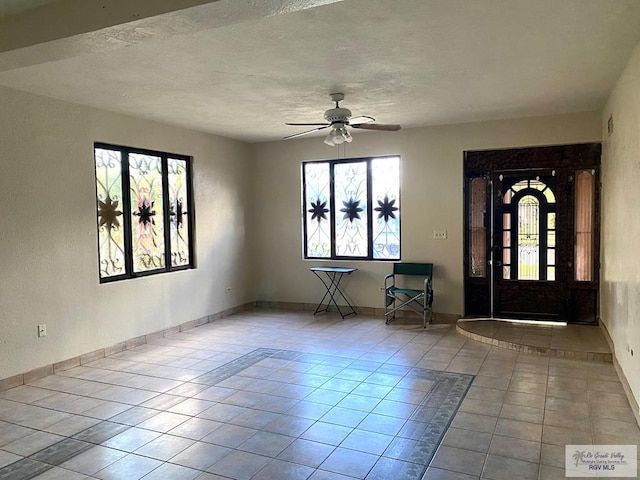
384, 263, 434, 328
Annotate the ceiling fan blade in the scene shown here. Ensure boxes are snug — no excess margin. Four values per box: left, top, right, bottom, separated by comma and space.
351, 123, 401, 131
348, 115, 375, 124
285, 122, 330, 126
283, 125, 330, 140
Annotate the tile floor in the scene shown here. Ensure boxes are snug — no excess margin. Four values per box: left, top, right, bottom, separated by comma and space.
0, 309, 639, 480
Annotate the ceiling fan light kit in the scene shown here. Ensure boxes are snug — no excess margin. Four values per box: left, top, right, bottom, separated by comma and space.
323, 125, 352, 146
284, 93, 401, 145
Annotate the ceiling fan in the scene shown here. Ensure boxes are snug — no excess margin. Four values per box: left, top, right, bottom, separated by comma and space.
284, 93, 401, 146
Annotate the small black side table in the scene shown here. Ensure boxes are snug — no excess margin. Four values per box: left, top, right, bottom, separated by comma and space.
310, 266, 358, 319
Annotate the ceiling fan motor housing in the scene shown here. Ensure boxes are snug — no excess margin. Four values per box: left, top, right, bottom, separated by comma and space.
324, 107, 352, 124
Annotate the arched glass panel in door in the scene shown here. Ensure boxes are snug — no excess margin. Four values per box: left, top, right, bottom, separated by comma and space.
502, 179, 556, 281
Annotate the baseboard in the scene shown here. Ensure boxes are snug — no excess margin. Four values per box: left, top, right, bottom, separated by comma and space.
254, 300, 459, 324
0, 302, 255, 392
255, 300, 384, 316
599, 319, 640, 428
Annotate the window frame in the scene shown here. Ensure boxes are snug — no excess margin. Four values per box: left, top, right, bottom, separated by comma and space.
302, 155, 401, 261
94, 142, 195, 283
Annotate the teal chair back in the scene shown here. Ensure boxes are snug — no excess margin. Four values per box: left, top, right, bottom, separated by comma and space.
393, 263, 433, 277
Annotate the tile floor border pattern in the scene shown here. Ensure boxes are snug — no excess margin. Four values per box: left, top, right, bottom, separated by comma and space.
0, 347, 474, 480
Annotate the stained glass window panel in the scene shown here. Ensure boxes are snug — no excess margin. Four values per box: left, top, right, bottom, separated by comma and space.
468, 177, 487, 277
503, 213, 511, 229
301, 155, 401, 261
304, 162, 331, 258
517, 195, 540, 280
530, 180, 546, 191
129, 153, 166, 273
503, 230, 511, 248
543, 188, 556, 203
168, 158, 190, 267
547, 266, 556, 281
94, 144, 194, 282
334, 161, 368, 257
372, 157, 400, 259
95, 148, 125, 279
548, 230, 556, 247
501, 179, 556, 282
575, 170, 595, 281
548, 212, 556, 229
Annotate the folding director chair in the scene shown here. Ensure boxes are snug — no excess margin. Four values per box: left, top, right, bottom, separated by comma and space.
384, 263, 434, 327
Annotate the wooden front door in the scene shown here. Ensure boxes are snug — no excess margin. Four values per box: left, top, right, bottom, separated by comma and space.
464, 144, 601, 324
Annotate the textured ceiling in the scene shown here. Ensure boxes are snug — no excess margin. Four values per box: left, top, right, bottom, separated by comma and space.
0, 0, 58, 17
1, 0, 639, 143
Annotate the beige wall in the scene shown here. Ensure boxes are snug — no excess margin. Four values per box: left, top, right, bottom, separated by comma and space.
251, 112, 601, 316
0, 85, 254, 380
601, 40, 640, 412
0, 83, 611, 385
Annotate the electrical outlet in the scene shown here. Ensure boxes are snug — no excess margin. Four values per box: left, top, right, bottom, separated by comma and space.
37, 324, 47, 337
433, 230, 447, 240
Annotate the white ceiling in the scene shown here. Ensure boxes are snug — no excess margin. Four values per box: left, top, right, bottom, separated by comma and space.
1, 0, 639, 143
0, 0, 58, 17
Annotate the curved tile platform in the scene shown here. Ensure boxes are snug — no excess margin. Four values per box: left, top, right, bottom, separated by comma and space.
456, 318, 612, 363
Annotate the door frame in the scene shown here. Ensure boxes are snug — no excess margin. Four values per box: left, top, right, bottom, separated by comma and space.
463, 143, 601, 324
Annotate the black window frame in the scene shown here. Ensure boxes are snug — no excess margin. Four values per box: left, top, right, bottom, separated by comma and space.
302, 155, 401, 261
94, 142, 195, 283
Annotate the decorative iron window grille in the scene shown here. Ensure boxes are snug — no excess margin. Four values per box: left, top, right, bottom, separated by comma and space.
502, 178, 556, 281
302, 156, 400, 260
94, 143, 194, 282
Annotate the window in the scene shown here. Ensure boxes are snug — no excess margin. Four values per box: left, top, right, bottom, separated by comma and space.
575, 169, 595, 281
302, 156, 400, 260
501, 178, 556, 281
94, 143, 194, 282
468, 177, 487, 277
